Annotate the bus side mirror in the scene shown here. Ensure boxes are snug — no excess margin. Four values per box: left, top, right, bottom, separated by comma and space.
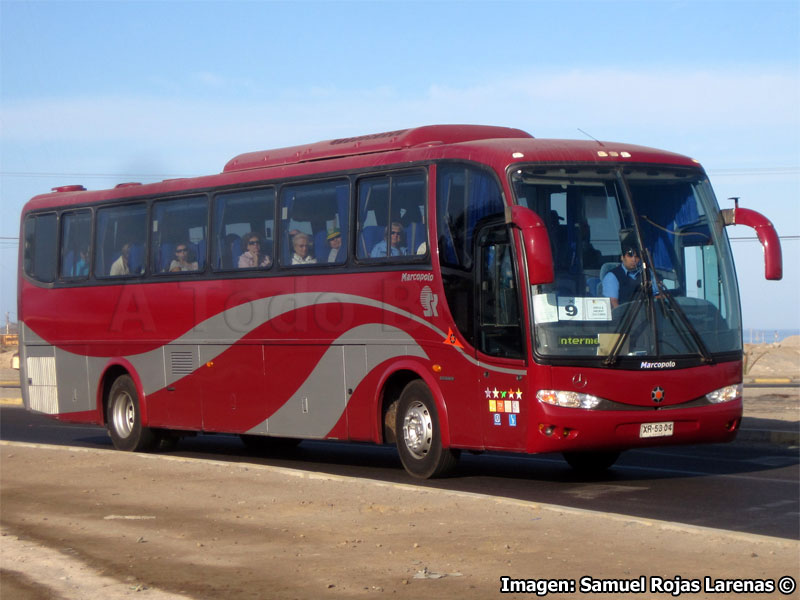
504, 206, 555, 285
720, 206, 782, 280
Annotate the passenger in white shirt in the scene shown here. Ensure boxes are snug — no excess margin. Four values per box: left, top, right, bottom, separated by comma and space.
291, 232, 316, 265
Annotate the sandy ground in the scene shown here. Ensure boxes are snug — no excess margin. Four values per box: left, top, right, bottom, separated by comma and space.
745, 336, 800, 379
1, 344, 798, 599
1, 444, 798, 600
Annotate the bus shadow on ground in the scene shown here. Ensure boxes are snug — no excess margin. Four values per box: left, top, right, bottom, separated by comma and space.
3, 406, 795, 486
141, 433, 799, 486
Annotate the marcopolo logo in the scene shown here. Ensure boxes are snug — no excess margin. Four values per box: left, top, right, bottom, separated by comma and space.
640, 360, 676, 369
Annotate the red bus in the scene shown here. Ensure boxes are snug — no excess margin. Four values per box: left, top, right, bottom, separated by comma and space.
18, 125, 782, 478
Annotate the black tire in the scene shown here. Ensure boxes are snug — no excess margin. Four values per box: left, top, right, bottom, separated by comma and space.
106, 375, 157, 452
395, 380, 459, 479
562, 450, 621, 473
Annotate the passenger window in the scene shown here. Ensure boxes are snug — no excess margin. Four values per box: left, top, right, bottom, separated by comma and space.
23, 213, 58, 283
151, 196, 208, 274
213, 188, 275, 270
356, 172, 427, 260
437, 165, 504, 270
60, 210, 92, 280
436, 165, 504, 346
95, 204, 147, 278
280, 179, 349, 267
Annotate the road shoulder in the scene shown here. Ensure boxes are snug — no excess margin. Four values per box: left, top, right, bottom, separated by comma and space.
2, 442, 797, 599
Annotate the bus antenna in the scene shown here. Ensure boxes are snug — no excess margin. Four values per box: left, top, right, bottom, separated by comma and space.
577, 128, 605, 146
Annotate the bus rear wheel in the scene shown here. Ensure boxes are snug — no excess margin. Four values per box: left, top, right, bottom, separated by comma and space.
562, 450, 620, 473
107, 375, 157, 452
395, 380, 458, 479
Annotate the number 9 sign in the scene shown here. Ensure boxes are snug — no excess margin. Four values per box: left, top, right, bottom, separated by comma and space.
558, 297, 582, 320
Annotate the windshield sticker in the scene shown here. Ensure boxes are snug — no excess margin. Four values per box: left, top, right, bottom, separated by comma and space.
532, 293, 559, 323
557, 296, 612, 321
532, 293, 612, 323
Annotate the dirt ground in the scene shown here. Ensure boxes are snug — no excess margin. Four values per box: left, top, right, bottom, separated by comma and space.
1, 343, 798, 599
745, 336, 800, 379
1, 443, 798, 600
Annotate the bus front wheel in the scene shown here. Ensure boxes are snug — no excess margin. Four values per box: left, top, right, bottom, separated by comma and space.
107, 375, 157, 452
395, 380, 459, 479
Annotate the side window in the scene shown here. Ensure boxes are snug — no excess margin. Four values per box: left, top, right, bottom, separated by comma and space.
23, 213, 57, 283
95, 204, 147, 278
356, 172, 426, 260
477, 226, 524, 359
436, 165, 504, 347
280, 179, 349, 267
60, 210, 92, 280
213, 188, 275, 271
437, 164, 504, 270
151, 196, 208, 274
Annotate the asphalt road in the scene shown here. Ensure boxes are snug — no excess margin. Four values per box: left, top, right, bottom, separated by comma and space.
1, 405, 797, 540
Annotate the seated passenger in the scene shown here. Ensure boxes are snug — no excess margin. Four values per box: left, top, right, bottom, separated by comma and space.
109, 243, 131, 276
238, 233, 271, 268
74, 247, 89, 276
325, 229, 345, 263
370, 222, 407, 257
169, 242, 198, 272
291, 232, 316, 264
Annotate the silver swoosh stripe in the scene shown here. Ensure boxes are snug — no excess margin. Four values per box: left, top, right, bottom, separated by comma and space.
22, 291, 525, 414
248, 323, 427, 438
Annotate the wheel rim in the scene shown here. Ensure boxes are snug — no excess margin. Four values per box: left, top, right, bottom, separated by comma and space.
112, 391, 135, 438
402, 400, 433, 459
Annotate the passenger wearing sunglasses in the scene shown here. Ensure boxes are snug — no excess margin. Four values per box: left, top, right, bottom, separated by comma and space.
169, 242, 198, 272
238, 233, 272, 268
370, 222, 407, 257
602, 240, 644, 309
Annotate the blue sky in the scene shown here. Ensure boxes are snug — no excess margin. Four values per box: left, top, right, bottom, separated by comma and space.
1, 0, 798, 331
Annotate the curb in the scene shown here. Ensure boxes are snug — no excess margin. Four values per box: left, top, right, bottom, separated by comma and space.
738, 427, 800, 448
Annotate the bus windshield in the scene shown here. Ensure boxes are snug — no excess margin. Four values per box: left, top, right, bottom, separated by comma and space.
511, 166, 741, 364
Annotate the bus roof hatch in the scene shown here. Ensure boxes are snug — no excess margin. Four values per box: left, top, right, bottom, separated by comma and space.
223, 124, 534, 172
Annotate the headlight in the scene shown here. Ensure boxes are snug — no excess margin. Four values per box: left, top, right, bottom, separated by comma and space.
706, 384, 743, 404
536, 390, 602, 409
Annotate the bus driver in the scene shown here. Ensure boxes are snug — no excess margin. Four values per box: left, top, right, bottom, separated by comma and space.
602, 238, 642, 309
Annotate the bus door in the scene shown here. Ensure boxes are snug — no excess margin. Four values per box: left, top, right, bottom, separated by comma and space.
475, 223, 529, 451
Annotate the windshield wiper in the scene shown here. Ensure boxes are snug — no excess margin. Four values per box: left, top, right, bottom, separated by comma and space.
646, 251, 714, 364
603, 283, 647, 366
607, 169, 713, 365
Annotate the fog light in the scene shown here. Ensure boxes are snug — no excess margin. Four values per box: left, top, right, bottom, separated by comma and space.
726, 418, 741, 431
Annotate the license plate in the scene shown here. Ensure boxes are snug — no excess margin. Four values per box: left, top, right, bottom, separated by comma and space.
639, 421, 674, 438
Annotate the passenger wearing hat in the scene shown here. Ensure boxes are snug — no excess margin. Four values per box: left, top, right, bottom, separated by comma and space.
602, 238, 643, 308
326, 228, 345, 263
